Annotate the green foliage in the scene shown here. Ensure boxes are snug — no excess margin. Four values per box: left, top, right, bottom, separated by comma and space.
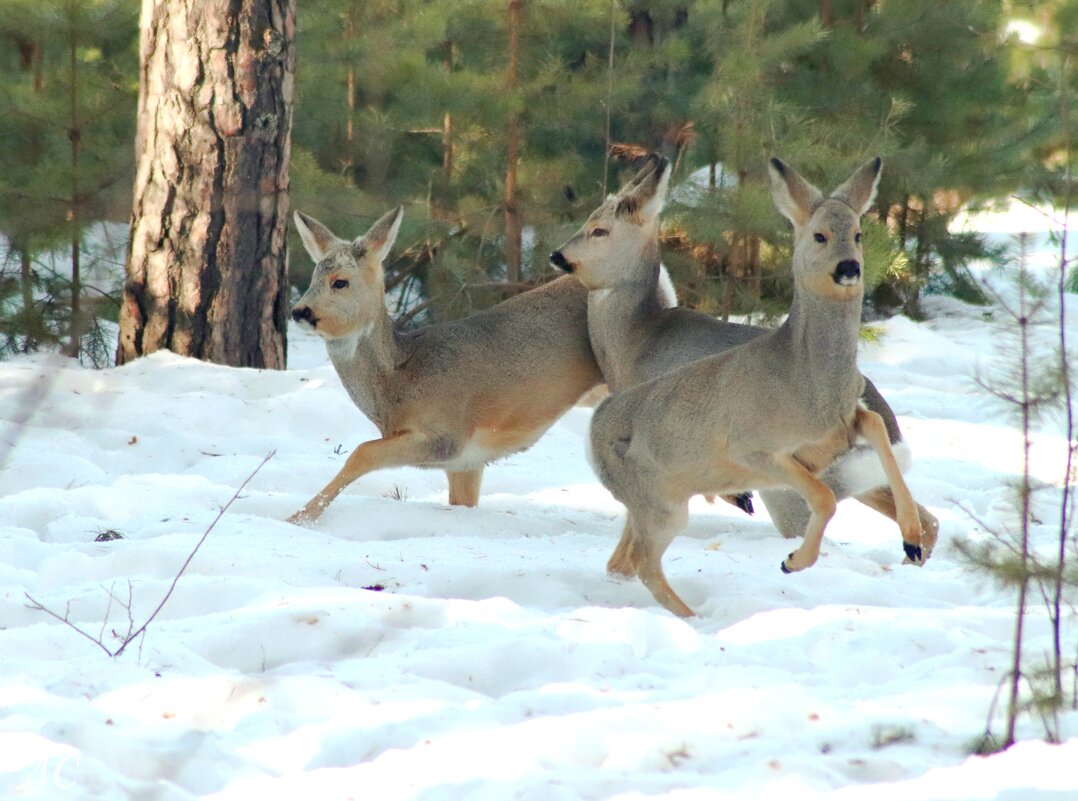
0, 0, 1073, 352
0, 0, 136, 360
957, 233, 1078, 749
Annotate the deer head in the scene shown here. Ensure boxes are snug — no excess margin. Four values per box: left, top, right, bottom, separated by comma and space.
291, 207, 403, 340
768, 156, 882, 303
550, 155, 671, 291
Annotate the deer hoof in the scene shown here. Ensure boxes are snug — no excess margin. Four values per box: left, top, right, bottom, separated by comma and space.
902, 542, 924, 565
734, 492, 754, 515
780, 557, 793, 574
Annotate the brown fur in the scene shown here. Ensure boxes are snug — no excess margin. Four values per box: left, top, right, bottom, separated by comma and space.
586, 157, 927, 616
552, 156, 938, 564
287, 208, 603, 523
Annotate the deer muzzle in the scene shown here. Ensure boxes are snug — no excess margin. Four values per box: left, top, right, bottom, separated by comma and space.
292, 305, 318, 327
549, 250, 574, 273
833, 260, 861, 286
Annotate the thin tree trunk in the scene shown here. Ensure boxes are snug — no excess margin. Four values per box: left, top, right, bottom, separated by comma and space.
20, 249, 34, 316
33, 40, 43, 93
19, 247, 42, 351
437, 40, 455, 220
443, 112, 454, 180
117, 0, 295, 369
1052, 50, 1073, 707
720, 253, 734, 322
747, 234, 761, 300
347, 67, 356, 145
906, 205, 928, 318
821, 0, 833, 29
601, 0, 616, 196
345, 1, 357, 158
504, 0, 523, 284
63, 22, 82, 360
1005, 241, 1034, 748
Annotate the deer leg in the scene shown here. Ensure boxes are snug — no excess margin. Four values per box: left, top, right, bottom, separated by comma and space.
758, 488, 811, 539
289, 432, 434, 524
855, 486, 939, 564
854, 408, 926, 563
762, 453, 837, 573
447, 468, 483, 507
625, 501, 694, 617
607, 515, 638, 577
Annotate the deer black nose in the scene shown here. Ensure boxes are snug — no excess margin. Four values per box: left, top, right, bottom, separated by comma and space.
549, 250, 572, 272
833, 260, 861, 285
292, 305, 314, 323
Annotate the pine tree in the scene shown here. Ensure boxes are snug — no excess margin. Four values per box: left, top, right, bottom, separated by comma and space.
291, 0, 648, 321
673, 0, 826, 317
0, 0, 137, 361
116, 0, 295, 369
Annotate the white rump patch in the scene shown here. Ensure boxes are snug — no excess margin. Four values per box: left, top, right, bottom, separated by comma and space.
830, 440, 912, 497
444, 440, 499, 472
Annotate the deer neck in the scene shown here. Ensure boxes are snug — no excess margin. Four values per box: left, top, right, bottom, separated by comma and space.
781, 286, 864, 402
324, 308, 401, 431
588, 255, 670, 392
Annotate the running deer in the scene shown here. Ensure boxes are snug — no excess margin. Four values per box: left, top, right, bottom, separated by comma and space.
551, 155, 938, 559
287, 208, 603, 524
573, 157, 928, 616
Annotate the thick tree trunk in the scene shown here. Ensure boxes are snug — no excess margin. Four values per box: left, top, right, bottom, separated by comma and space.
117, 0, 295, 369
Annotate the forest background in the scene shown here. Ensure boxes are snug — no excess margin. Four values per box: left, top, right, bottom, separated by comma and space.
0, 0, 1073, 364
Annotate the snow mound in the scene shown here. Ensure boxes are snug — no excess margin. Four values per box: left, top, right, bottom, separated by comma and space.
1, 302, 1076, 799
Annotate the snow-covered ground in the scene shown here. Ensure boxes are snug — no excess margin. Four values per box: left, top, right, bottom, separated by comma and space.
3, 244, 1078, 799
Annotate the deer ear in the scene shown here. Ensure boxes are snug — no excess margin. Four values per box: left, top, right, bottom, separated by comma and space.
356, 206, 404, 265
616, 156, 670, 225
831, 156, 883, 217
768, 158, 824, 229
293, 211, 343, 263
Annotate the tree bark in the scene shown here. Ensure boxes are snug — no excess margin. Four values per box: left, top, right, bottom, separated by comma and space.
117, 0, 295, 369
504, 0, 523, 284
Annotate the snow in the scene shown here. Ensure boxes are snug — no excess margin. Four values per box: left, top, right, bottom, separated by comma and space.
670, 163, 738, 207
3, 236, 1078, 799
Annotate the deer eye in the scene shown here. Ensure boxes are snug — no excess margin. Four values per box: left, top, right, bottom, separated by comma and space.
855, 232, 863, 244
813, 233, 827, 244
590, 228, 609, 238
331, 278, 349, 289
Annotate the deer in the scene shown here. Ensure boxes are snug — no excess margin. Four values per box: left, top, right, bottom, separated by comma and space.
287, 207, 604, 524
551, 155, 938, 565
559, 156, 928, 616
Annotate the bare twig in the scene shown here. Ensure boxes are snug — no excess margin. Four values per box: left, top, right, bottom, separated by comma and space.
113, 450, 275, 656
24, 451, 275, 657
22, 594, 117, 657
